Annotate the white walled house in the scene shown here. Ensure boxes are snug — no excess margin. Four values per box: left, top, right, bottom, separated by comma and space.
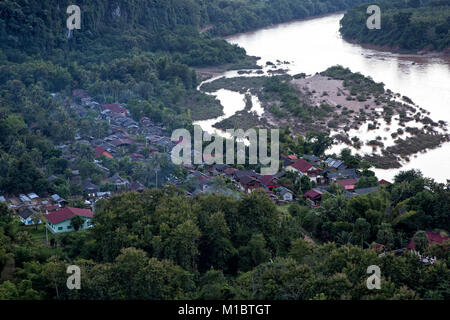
46, 207, 94, 234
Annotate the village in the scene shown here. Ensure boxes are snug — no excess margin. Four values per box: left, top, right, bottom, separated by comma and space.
0, 88, 448, 263
0, 86, 424, 226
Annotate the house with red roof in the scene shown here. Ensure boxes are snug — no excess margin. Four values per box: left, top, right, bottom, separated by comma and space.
129, 153, 145, 162
258, 175, 279, 190
110, 138, 134, 148
336, 179, 358, 191
238, 175, 263, 193
379, 179, 391, 185
280, 154, 294, 166
286, 159, 321, 181
224, 167, 239, 177
407, 232, 450, 252
45, 205, 60, 214
303, 189, 323, 206
94, 146, 113, 159
46, 207, 94, 234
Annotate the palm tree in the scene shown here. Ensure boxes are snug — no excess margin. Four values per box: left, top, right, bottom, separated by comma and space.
354, 218, 370, 248
336, 231, 353, 246
413, 231, 429, 253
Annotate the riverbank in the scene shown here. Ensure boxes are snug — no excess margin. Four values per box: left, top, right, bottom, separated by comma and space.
195, 56, 261, 82
339, 2, 450, 59
342, 37, 450, 60
221, 11, 347, 40
197, 64, 449, 169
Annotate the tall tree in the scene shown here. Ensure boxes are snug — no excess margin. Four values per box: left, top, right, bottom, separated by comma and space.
413, 231, 429, 253
353, 218, 371, 248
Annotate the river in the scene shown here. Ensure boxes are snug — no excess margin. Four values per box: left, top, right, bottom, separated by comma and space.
195, 13, 450, 183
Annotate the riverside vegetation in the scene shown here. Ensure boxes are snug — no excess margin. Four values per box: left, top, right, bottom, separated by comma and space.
340, 0, 450, 52
200, 66, 449, 169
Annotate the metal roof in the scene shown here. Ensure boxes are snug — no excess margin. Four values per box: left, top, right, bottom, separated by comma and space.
19, 194, 32, 202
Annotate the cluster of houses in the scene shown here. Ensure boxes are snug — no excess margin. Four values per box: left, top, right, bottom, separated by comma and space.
0, 192, 93, 234
282, 154, 390, 206
52, 90, 182, 198
3, 88, 444, 247
0, 90, 174, 233
0, 90, 185, 235
71, 89, 174, 155
183, 165, 293, 202
4, 148, 384, 224
67, 89, 394, 208
180, 152, 391, 207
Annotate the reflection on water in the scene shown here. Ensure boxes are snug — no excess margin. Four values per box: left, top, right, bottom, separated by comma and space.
219, 13, 450, 182
195, 89, 246, 137
372, 142, 450, 183
227, 13, 450, 122
328, 117, 428, 156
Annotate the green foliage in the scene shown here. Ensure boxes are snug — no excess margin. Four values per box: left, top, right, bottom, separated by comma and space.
340, 148, 361, 168
356, 176, 379, 189
238, 233, 271, 271
340, 0, 450, 51
0, 185, 449, 300
201, 0, 371, 37
0, 0, 247, 65
306, 132, 334, 156
322, 65, 385, 98
263, 77, 334, 123
353, 218, 371, 248
70, 215, 85, 231
413, 230, 429, 252
376, 223, 395, 249
289, 238, 314, 264
2, 154, 48, 194
197, 269, 232, 300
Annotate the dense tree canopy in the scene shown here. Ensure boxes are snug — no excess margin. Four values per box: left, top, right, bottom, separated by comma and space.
197, 0, 372, 36
340, 0, 450, 51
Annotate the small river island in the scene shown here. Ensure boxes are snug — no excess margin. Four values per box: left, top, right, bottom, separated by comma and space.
194, 12, 450, 182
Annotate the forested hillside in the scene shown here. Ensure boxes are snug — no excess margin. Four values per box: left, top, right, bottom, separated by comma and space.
196, 0, 371, 36
0, 0, 386, 59
0, 0, 379, 195
0, 0, 249, 194
0, 0, 248, 64
340, 0, 450, 51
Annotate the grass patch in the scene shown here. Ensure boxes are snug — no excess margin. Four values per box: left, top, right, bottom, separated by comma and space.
19, 224, 47, 244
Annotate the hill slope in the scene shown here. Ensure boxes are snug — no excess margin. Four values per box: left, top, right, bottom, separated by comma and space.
340, 0, 450, 52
